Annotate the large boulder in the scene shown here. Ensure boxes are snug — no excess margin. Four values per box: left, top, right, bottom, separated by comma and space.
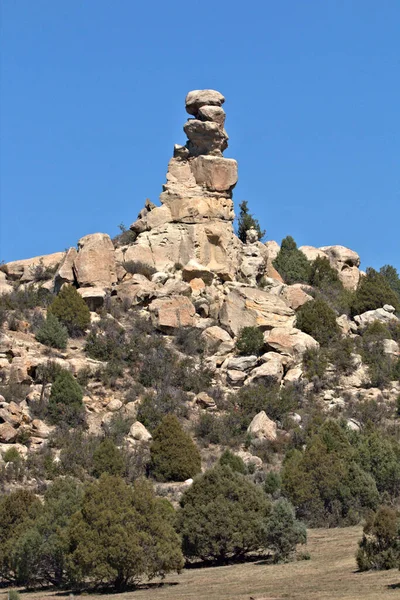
149, 295, 196, 332
219, 286, 295, 336
279, 284, 313, 310
0, 422, 18, 443
299, 246, 329, 262
264, 327, 319, 356
319, 245, 361, 290
190, 156, 238, 192
73, 233, 117, 288
54, 247, 77, 290
185, 89, 225, 115
246, 354, 285, 385
354, 306, 399, 329
201, 326, 233, 354
247, 411, 277, 441
129, 421, 152, 442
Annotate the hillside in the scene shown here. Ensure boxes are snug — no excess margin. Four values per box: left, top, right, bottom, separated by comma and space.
0, 90, 400, 595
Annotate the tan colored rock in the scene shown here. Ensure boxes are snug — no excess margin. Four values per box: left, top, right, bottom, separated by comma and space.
54, 247, 77, 290
279, 285, 313, 310
77, 287, 107, 310
299, 246, 329, 262
185, 89, 225, 115
0, 279, 13, 295
265, 241, 280, 262
189, 278, 206, 292
264, 327, 319, 356
284, 367, 303, 383
31, 419, 53, 439
339, 266, 360, 290
246, 356, 284, 384
383, 339, 399, 357
198, 105, 226, 126
196, 392, 216, 409
74, 233, 117, 288
184, 119, 228, 156
319, 245, 361, 290
149, 295, 196, 331
319, 245, 360, 269
354, 307, 399, 328
247, 411, 277, 441
219, 286, 295, 336
0, 443, 28, 458
191, 156, 238, 192
225, 355, 258, 371
0, 422, 18, 443
129, 421, 152, 442
1, 252, 65, 282
227, 369, 247, 383
201, 326, 232, 353
10, 357, 31, 384
107, 399, 123, 412
182, 259, 214, 285
336, 314, 352, 335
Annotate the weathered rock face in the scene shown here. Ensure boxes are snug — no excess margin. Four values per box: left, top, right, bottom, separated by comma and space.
219, 286, 295, 336
319, 245, 361, 290
74, 233, 117, 289
149, 295, 196, 332
354, 306, 399, 329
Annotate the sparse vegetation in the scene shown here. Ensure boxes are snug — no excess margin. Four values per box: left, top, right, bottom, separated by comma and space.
48, 284, 91, 336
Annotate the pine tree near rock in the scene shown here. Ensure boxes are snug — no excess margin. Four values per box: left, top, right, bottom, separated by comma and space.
356, 505, 400, 571
237, 201, 265, 243
351, 267, 400, 316
48, 369, 84, 427
149, 414, 201, 482
67, 475, 184, 590
48, 285, 90, 337
35, 313, 68, 350
273, 236, 311, 285
177, 465, 270, 562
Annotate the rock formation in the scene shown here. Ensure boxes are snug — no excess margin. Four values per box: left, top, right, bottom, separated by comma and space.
126, 90, 243, 282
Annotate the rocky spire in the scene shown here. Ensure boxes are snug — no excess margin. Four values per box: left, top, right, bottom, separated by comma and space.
130, 89, 238, 234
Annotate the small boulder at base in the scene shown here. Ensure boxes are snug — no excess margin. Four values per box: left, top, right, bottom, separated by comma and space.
149, 295, 196, 332
129, 421, 152, 442
247, 411, 277, 441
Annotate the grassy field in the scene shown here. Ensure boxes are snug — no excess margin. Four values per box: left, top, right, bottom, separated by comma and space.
2, 526, 399, 600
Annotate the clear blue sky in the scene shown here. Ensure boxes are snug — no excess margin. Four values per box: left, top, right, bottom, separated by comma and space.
1, 0, 399, 271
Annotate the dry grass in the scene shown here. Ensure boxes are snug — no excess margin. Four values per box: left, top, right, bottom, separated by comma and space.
2, 526, 400, 600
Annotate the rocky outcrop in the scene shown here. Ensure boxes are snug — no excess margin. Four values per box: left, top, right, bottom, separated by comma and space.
0, 252, 65, 283
74, 233, 117, 289
319, 245, 361, 290
219, 286, 295, 336
354, 305, 399, 329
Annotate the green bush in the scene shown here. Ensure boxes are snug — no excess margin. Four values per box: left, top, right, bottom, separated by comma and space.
281, 421, 379, 527
237, 200, 265, 243
136, 390, 188, 432
48, 285, 90, 337
273, 236, 311, 285
48, 370, 85, 427
10, 478, 83, 587
85, 317, 127, 361
356, 506, 400, 571
219, 449, 247, 474
178, 465, 270, 562
35, 313, 68, 349
67, 475, 183, 590
8, 591, 20, 600
264, 498, 307, 562
296, 297, 340, 346
308, 256, 340, 289
92, 438, 125, 478
112, 222, 137, 248
236, 326, 264, 356
379, 264, 400, 302
149, 414, 201, 482
351, 267, 400, 316
0, 489, 42, 581
264, 471, 281, 496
